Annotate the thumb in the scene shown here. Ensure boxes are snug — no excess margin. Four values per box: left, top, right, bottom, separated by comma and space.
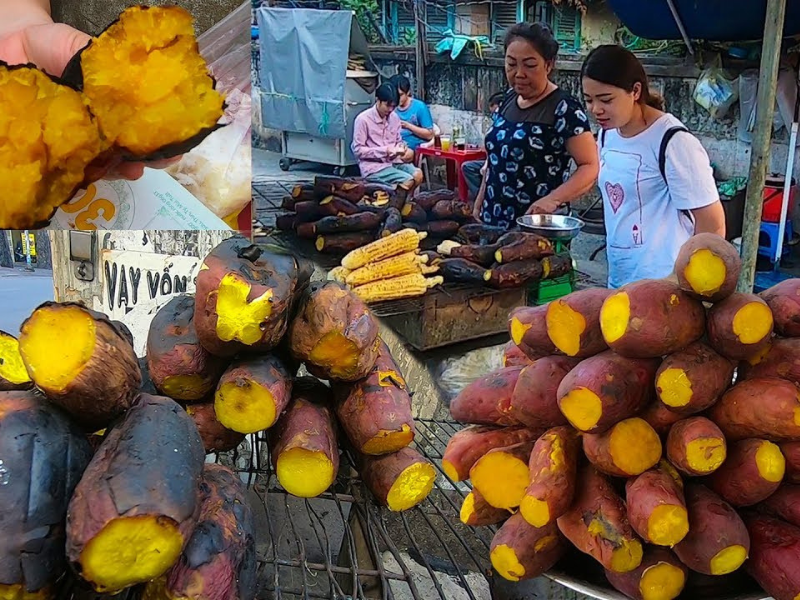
23, 23, 91, 78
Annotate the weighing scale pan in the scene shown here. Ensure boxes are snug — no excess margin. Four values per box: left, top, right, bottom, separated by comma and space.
517, 214, 585, 241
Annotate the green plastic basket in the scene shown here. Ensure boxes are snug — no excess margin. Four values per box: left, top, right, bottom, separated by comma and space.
528, 250, 576, 305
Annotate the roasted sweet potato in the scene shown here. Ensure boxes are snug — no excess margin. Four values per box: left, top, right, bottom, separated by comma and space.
666, 417, 727, 476
316, 231, 376, 254
0, 330, 32, 390
505, 356, 577, 429
760, 278, 800, 338
471, 440, 537, 509
185, 402, 244, 454
557, 351, 659, 433
494, 232, 554, 263
583, 418, 663, 477
426, 219, 461, 237
457, 223, 506, 245
294, 221, 318, 240
708, 377, 800, 442
313, 176, 365, 203
319, 195, 360, 215
545, 288, 613, 358
556, 466, 643, 573
674, 233, 741, 303
360, 447, 435, 511
485, 259, 544, 288
275, 213, 299, 231
502, 340, 533, 367
438, 257, 489, 284
508, 305, 556, 359
0, 391, 93, 598
673, 485, 750, 575
759, 483, 800, 527
146, 295, 227, 402
655, 342, 733, 415
214, 355, 292, 434
520, 427, 580, 527
605, 547, 688, 600
460, 489, 510, 527
600, 280, 706, 358
640, 401, 684, 437
442, 425, 541, 482
449, 366, 523, 426
744, 514, 800, 600
400, 202, 428, 224
438, 240, 499, 267
490, 515, 566, 582
334, 340, 414, 455
707, 439, 786, 507
291, 183, 317, 202
625, 461, 688, 547
782, 441, 800, 483
272, 378, 339, 498
740, 337, 800, 386
414, 189, 457, 212
19, 302, 141, 431
379, 207, 403, 238
541, 254, 574, 280
293, 200, 329, 222
289, 282, 381, 382
707, 293, 774, 361
156, 464, 257, 600
313, 212, 382, 234
194, 238, 312, 357
66, 394, 205, 593
430, 199, 472, 221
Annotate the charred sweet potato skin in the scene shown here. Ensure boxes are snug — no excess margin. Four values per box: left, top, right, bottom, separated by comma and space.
164, 464, 257, 600
506, 356, 578, 429
604, 547, 688, 600
442, 425, 541, 482
449, 366, 524, 426
334, 341, 414, 455
194, 238, 312, 357
66, 394, 205, 584
289, 282, 381, 382
146, 295, 227, 401
760, 278, 800, 338
490, 514, 567, 582
0, 391, 93, 594
744, 514, 800, 600
655, 342, 733, 415
185, 402, 244, 454
0, 330, 32, 391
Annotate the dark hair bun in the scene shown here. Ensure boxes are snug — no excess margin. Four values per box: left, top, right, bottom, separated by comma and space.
504, 22, 560, 62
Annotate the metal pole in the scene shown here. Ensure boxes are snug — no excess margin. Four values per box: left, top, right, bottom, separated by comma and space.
665, 0, 694, 55
22, 231, 34, 272
414, 0, 427, 102
738, 0, 788, 292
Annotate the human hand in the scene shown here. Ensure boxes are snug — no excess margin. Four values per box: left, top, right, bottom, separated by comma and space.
528, 197, 562, 215
400, 121, 410, 130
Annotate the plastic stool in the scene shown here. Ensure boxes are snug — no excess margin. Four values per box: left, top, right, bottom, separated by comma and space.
758, 220, 794, 261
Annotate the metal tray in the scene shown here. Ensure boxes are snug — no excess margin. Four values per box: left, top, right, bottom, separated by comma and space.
517, 214, 585, 241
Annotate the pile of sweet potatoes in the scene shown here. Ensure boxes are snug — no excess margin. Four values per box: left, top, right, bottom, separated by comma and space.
447, 234, 800, 600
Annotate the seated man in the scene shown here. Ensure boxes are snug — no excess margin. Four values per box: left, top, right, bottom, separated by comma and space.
391, 74, 435, 151
462, 91, 505, 202
352, 82, 423, 191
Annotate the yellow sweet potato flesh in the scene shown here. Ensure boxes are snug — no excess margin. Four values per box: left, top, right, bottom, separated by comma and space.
686, 438, 727, 474
386, 462, 435, 511
277, 448, 335, 498
0, 333, 30, 387
472, 452, 530, 509
608, 419, 662, 476
732, 302, 773, 345
710, 545, 748, 575
0, 585, 52, 600
639, 561, 686, 600
656, 368, 693, 409
647, 505, 689, 548
547, 301, 585, 356
214, 273, 274, 345
362, 424, 414, 455
309, 331, 361, 380
756, 441, 786, 483
683, 249, 727, 297
215, 380, 277, 434
599, 292, 630, 344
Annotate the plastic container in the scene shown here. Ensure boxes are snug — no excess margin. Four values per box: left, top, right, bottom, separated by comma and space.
762, 174, 797, 222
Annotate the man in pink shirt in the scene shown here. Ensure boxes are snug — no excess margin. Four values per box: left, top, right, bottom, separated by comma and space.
352, 82, 423, 191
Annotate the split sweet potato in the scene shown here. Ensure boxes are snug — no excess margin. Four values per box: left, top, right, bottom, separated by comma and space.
0, 330, 32, 390
605, 547, 688, 600
185, 402, 244, 454
485, 259, 544, 289
673, 485, 750, 575
360, 447, 436, 512
556, 351, 659, 433
315, 231, 376, 254
442, 425, 540, 482
666, 417, 727, 476
502, 340, 533, 367
289, 282, 381, 382
0, 391, 93, 598
146, 295, 227, 402
194, 238, 313, 356
471, 440, 537, 509
782, 441, 800, 483
545, 287, 613, 358
19, 302, 141, 431
438, 240, 499, 267
655, 342, 733, 415
599, 279, 706, 358
160, 464, 257, 600
66, 394, 206, 593
744, 514, 800, 600
272, 377, 339, 498
490, 514, 567, 582
494, 232, 554, 263
674, 233, 741, 302
460, 489, 510, 527
290, 183, 317, 202
556, 466, 644, 573
707, 439, 786, 507
214, 355, 292, 434
520, 426, 580, 527
508, 305, 557, 359
707, 292, 774, 361
505, 356, 578, 429
449, 366, 523, 426
625, 461, 689, 547
708, 377, 800, 442
583, 417, 663, 477
740, 337, 800, 386
759, 483, 800, 527
401, 202, 428, 224
760, 278, 800, 338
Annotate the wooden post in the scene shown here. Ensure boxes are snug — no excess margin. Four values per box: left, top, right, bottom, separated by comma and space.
414, 0, 427, 102
738, 0, 788, 292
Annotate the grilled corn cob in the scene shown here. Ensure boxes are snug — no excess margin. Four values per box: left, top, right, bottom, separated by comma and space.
351, 273, 443, 303
345, 251, 427, 287
341, 229, 427, 270
328, 266, 352, 284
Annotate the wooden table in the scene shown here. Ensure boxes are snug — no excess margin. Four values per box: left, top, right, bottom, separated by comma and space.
415, 146, 487, 202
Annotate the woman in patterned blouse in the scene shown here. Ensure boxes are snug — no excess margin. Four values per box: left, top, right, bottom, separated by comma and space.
473, 23, 599, 229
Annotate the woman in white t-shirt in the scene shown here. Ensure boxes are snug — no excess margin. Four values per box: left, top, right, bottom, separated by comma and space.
581, 45, 726, 289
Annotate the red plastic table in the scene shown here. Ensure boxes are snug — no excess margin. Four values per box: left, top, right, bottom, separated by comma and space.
415, 146, 487, 202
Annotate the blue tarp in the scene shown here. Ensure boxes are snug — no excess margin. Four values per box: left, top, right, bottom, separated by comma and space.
606, 0, 800, 42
